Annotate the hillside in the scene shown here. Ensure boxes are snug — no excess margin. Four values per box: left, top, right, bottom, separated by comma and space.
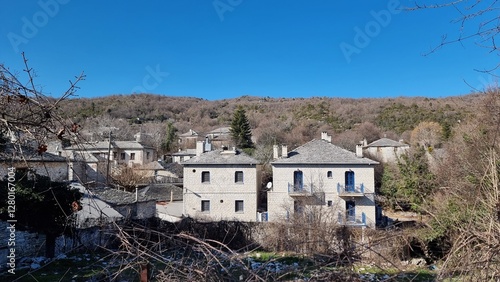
58, 93, 481, 151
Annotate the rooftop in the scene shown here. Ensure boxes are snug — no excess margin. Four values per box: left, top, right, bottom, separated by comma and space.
366, 138, 408, 148
272, 139, 378, 165
183, 149, 259, 165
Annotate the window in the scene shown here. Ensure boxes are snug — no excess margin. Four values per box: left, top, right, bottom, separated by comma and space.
201, 171, 210, 183
235, 171, 244, 183
113, 152, 117, 160
201, 200, 210, 212
327, 200, 333, 207
130, 153, 135, 160
120, 152, 126, 160
146, 152, 150, 160
235, 200, 244, 212
327, 171, 333, 178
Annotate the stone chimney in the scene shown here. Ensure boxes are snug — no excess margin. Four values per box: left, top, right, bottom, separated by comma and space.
356, 142, 363, 158
321, 132, 331, 143
273, 145, 281, 159
281, 145, 288, 158
196, 140, 205, 157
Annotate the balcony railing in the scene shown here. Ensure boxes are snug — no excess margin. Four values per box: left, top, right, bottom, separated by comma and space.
337, 183, 368, 196
288, 183, 313, 196
338, 212, 367, 227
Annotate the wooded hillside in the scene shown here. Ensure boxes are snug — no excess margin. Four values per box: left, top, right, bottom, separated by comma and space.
58, 93, 479, 152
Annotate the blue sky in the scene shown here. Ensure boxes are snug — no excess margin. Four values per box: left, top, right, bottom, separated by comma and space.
0, 1, 497, 100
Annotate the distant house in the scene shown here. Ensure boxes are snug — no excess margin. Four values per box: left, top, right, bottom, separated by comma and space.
135, 160, 183, 183
269, 132, 379, 228
90, 187, 156, 220
0, 144, 69, 182
139, 183, 183, 222
363, 138, 409, 163
178, 129, 199, 149
71, 183, 124, 228
64, 135, 156, 168
206, 127, 231, 149
182, 141, 263, 222
171, 148, 196, 164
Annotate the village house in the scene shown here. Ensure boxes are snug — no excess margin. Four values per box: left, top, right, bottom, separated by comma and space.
171, 148, 197, 163
363, 137, 410, 163
135, 160, 183, 183
178, 129, 200, 150
205, 127, 231, 149
90, 187, 156, 220
268, 132, 379, 228
182, 141, 263, 222
0, 144, 69, 182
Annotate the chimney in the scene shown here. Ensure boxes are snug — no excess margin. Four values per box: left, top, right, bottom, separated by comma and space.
281, 145, 288, 158
135, 187, 139, 202
356, 143, 363, 158
273, 145, 281, 159
321, 132, 331, 143
196, 140, 205, 157
363, 138, 367, 147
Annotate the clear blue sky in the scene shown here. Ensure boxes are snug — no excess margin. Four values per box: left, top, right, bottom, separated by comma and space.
1, 1, 496, 100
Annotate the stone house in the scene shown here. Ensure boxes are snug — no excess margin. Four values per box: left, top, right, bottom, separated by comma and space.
135, 160, 183, 183
178, 129, 200, 150
206, 127, 231, 149
268, 132, 379, 228
64, 136, 156, 168
182, 141, 263, 222
363, 137, 409, 164
0, 144, 69, 182
90, 187, 156, 220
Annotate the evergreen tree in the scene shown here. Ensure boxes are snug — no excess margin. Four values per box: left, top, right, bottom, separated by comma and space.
230, 106, 254, 149
161, 121, 178, 153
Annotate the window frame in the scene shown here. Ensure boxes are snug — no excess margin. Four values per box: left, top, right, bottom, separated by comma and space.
201, 171, 210, 183
201, 200, 210, 212
120, 152, 126, 160
130, 153, 136, 160
235, 200, 244, 213
235, 171, 244, 183
327, 171, 333, 178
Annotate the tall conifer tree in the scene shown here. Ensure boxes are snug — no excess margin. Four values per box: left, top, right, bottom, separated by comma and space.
230, 106, 254, 149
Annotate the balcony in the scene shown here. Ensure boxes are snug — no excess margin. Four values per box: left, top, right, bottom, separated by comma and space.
288, 183, 314, 197
338, 212, 367, 227
337, 183, 367, 197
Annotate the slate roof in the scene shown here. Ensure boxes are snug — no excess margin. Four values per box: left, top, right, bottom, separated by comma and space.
139, 183, 183, 201
182, 149, 259, 165
366, 138, 408, 148
136, 161, 183, 177
91, 187, 153, 205
66, 140, 153, 151
179, 129, 199, 137
208, 127, 230, 134
272, 139, 378, 165
172, 149, 196, 156
0, 144, 67, 162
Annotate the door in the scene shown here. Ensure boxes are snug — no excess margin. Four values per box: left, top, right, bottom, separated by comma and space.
345, 171, 355, 192
346, 200, 355, 222
293, 170, 303, 191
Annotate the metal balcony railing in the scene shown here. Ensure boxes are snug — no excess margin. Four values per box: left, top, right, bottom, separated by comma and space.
337, 183, 368, 196
288, 183, 313, 196
338, 212, 367, 227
